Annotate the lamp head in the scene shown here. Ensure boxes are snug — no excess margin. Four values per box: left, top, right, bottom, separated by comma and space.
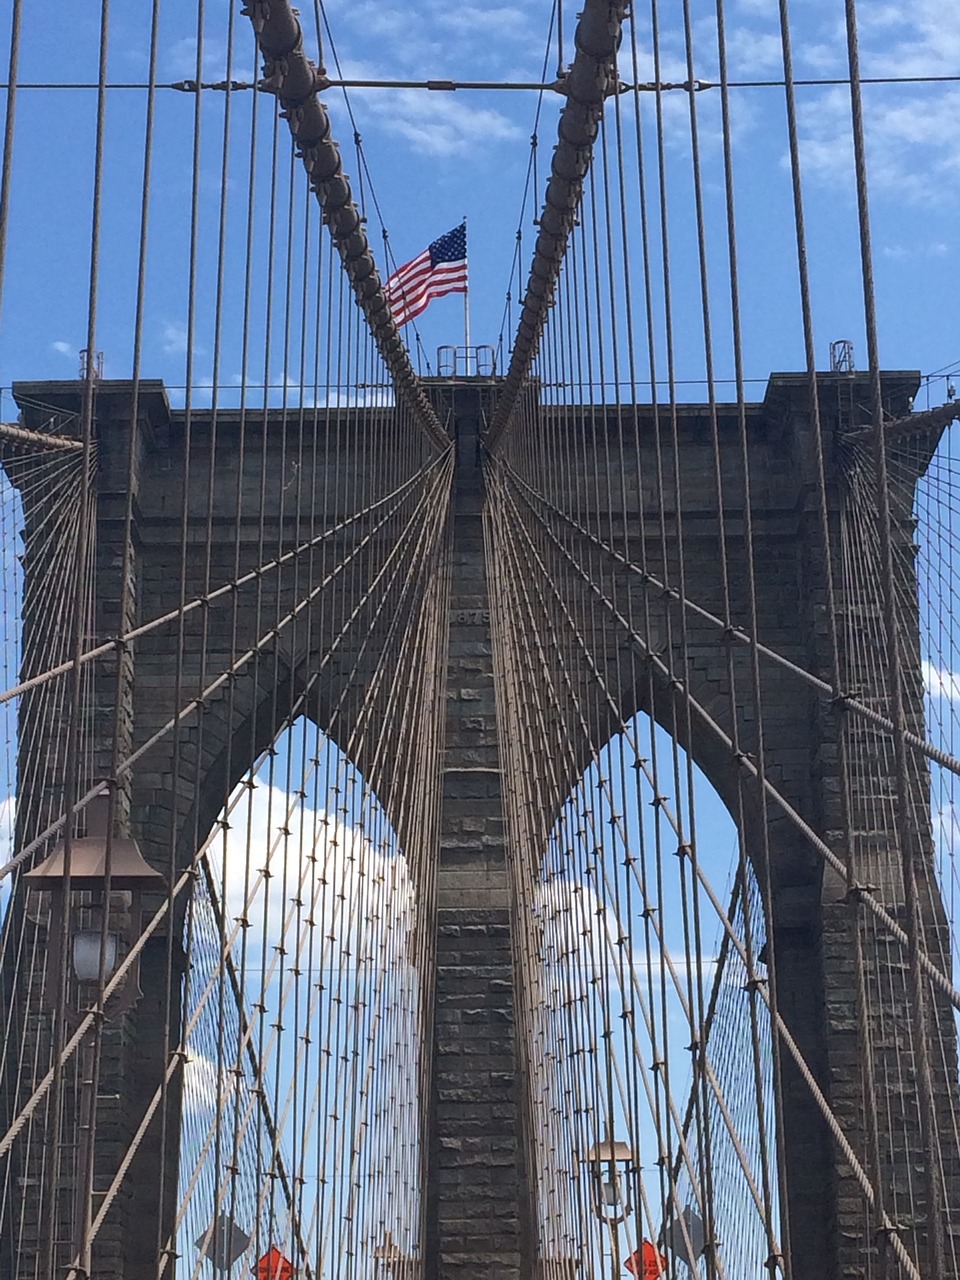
24, 795, 163, 891
584, 1138, 633, 1165
23, 794, 163, 1016
583, 1136, 635, 1224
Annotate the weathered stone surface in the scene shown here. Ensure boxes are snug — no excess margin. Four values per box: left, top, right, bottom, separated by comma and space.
423, 380, 529, 1279
2, 371, 956, 1280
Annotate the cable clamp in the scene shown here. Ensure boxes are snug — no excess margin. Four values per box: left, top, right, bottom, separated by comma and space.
259, 59, 289, 95
845, 881, 880, 902
239, 2, 268, 34
171, 79, 254, 93
599, 69, 627, 99
875, 1217, 904, 1240
635, 78, 712, 93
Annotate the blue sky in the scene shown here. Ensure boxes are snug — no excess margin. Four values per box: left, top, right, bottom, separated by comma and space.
0, 0, 958, 410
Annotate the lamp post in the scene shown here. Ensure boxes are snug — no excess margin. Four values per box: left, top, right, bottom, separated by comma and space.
24, 793, 164, 1276
584, 1132, 634, 1277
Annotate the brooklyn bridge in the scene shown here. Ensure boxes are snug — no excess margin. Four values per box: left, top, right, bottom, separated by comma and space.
0, 0, 957, 1277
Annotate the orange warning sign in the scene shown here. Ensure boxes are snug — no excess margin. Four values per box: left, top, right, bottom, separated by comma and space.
254, 1248, 295, 1280
624, 1240, 667, 1277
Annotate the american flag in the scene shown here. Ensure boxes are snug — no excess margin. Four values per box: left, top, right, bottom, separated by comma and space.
384, 224, 467, 327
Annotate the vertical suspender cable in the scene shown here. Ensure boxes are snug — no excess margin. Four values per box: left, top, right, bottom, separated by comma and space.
485, 0, 629, 450
842, 2, 946, 1271
0, 0, 22, 333
241, 0, 447, 450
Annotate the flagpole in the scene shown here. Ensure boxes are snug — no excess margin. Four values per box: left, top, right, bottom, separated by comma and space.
462, 215, 471, 375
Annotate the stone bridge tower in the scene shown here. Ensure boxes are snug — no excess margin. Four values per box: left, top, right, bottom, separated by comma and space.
0, 369, 956, 1278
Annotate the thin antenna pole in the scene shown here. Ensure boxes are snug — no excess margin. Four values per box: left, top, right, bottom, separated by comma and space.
463, 215, 471, 374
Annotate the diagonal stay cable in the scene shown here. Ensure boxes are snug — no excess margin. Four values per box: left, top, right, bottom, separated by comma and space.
486, 0, 630, 449
0, 452, 452, 1163
0, 457, 437, 714
0, 452, 450, 886
489, 475, 779, 1254
241, 0, 447, 450
498, 454, 960, 780
174, 459, 452, 1280
490, 465, 923, 1276
497, 458, 960, 1015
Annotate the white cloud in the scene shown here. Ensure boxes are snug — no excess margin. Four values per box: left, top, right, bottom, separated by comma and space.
334, 0, 543, 77
165, 35, 253, 84
786, 1, 960, 197
735, 0, 780, 14
341, 63, 525, 158
801, 40, 846, 74
0, 797, 12, 914
384, 96, 523, 157
924, 659, 960, 702
726, 28, 783, 76
881, 240, 948, 260
435, 5, 533, 41
313, 387, 396, 409
308, 0, 543, 158
856, 0, 960, 79
182, 1050, 224, 1116
934, 802, 958, 849
161, 322, 191, 356
51, 340, 76, 359
0, 796, 13, 857
534, 873, 719, 996
210, 782, 414, 973
180, 777, 425, 1258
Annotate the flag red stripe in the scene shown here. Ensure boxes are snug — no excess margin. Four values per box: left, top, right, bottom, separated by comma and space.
390, 273, 467, 323
391, 273, 465, 313
384, 235, 468, 327
383, 251, 431, 298
386, 262, 466, 310
389, 265, 467, 312
385, 263, 431, 299
391, 278, 467, 326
